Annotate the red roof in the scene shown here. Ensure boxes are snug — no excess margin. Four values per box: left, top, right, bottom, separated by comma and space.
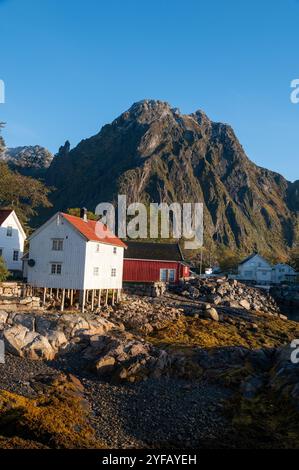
61, 213, 127, 248
0, 209, 13, 226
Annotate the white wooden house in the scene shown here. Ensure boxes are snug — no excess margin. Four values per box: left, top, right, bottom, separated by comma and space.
0, 209, 26, 274
237, 253, 272, 284
27, 209, 127, 311
271, 263, 297, 284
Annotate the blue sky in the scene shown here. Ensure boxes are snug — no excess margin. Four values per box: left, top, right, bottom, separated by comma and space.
0, 0, 298, 181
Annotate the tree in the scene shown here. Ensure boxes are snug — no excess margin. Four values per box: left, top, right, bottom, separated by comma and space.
218, 247, 242, 273
67, 207, 98, 220
0, 161, 52, 223
0, 256, 9, 282
0, 122, 5, 157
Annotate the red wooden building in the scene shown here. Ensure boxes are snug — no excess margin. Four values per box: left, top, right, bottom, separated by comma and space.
123, 241, 190, 284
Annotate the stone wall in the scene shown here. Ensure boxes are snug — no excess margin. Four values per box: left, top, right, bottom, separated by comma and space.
0, 282, 23, 297
123, 282, 166, 297
0, 282, 41, 311
0, 296, 41, 312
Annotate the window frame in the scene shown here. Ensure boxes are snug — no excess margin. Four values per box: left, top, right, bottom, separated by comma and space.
52, 238, 64, 251
51, 263, 62, 275
13, 250, 19, 262
6, 226, 12, 237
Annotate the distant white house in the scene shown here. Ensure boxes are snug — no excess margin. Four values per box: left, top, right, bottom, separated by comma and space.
237, 253, 272, 284
27, 209, 127, 311
237, 253, 298, 285
0, 209, 26, 273
271, 263, 296, 284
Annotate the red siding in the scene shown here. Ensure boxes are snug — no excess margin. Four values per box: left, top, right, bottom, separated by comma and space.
123, 259, 189, 283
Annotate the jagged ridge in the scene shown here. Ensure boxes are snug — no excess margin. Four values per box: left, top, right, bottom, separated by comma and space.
44, 100, 298, 257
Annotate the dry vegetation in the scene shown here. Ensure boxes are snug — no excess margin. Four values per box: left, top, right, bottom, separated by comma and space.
0, 373, 102, 449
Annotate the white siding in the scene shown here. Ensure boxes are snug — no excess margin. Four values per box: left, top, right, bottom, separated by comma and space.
238, 254, 272, 283
27, 213, 124, 290
27, 214, 87, 289
272, 264, 296, 284
0, 212, 25, 271
83, 241, 124, 289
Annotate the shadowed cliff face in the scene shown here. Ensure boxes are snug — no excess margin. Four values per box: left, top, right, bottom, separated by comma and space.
46, 100, 298, 257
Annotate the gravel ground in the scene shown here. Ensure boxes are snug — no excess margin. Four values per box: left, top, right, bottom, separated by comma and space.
0, 353, 232, 449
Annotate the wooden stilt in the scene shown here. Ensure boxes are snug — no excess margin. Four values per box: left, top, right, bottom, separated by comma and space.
112, 289, 115, 306
98, 289, 101, 308
91, 289, 95, 311
61, 289, 65, 312
105, 289, 109, 306
56, 288, 60, 300
50, 288, 53, 296
43, 287, 47, 305
70, 289, 74, 306
81, 289, 86, 314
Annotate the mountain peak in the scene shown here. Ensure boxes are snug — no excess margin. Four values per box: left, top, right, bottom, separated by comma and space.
44, 100, 298, 257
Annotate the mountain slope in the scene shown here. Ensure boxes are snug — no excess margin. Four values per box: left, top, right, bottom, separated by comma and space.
46, 100, 298, 257
2, 146, 53, 177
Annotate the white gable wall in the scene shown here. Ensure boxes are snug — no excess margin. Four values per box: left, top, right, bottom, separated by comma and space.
0, 212, 25, 271
272, 264, 296, 284
83, 241, 124, 289
27, 214, 87, 289
238, 254, 272, 283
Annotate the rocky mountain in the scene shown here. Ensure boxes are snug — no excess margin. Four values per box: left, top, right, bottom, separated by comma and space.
45, 100, 298, 258
2, 145, 53, 177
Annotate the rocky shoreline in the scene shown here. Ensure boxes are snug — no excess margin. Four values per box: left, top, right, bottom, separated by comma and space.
0, 278, 298, 448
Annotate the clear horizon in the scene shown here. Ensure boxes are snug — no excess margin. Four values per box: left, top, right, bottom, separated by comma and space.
1, 0, 299, 181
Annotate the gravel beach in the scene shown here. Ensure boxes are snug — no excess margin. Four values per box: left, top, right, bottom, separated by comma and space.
0, 353, 232, 449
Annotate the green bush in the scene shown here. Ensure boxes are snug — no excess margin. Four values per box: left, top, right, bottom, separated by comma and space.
0, 257, 9, 282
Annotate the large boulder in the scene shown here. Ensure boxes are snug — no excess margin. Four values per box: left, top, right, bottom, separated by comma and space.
3, 324, 55, 360
95, 356, 116, 377
3, 324, 30, 355
0, 311, 9, 328
23, 334, 55, 360
239, 299, 251, 311
202, 307, 219, 322
14, 313, 35, 331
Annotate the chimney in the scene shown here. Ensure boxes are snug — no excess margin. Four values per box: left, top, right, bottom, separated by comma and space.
80, 207, 88, 222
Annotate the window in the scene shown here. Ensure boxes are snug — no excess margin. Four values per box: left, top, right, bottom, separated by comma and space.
113, 247, 117, 254
51, 263, 62, 275
6, 226, 12, 237
111, 268, 116, 277
52, 239, 63, 251
160, 269, 176, 282
0, 248, 3, 257
13, 250, 19, 262
93, 267, 99, 276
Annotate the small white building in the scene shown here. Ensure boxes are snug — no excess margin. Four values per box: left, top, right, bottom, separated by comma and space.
27, 209, 127, 311
237, 253, 272, 284
0, 209, 26, 273
271, 263, 297, 284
